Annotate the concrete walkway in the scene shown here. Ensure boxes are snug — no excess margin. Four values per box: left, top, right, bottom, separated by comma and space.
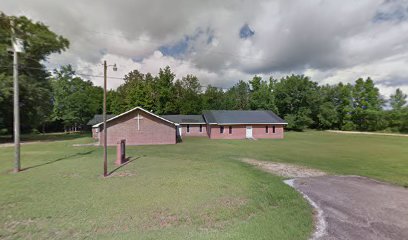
242, 159, 408, 240
293, 176, 408, 240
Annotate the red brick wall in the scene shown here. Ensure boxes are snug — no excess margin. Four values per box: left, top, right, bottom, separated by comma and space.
209, 124, 284, 139
99, 110, 176, 146
180, 124, 207, 137
209, 125, 246, 139
253, 125, 284, 139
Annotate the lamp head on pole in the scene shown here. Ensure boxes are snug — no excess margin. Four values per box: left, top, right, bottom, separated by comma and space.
112, 64, 118, 71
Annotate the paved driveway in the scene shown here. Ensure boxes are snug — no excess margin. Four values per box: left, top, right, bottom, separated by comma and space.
293, 176, 408, 240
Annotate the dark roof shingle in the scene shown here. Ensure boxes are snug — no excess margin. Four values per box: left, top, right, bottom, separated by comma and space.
161, 115, 205, 124
87, 114, 116, 126
202, 110, 286, 124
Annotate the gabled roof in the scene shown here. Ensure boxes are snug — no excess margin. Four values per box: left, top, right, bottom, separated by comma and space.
87, 114, 116, 126
203, 110, 287, 125
161, 115, 205, 124
92, 107, 176, 127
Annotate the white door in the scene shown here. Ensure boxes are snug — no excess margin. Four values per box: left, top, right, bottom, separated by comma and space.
178, 126, 182, 137
246, 126, 253, 138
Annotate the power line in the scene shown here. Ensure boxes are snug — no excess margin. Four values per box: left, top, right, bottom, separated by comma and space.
2, 27, 272, 63
0, 64, 230, 89
0, 64, 125, 80
85, 29, 271, 62
75, 73, 123, 80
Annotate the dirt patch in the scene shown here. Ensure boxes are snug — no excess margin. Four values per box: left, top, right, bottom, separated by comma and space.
216, 197, 248, 209
142, 197, 249, 231
242, 158, 326, 178
150, 209, 180, 228
142, 208, 190, 230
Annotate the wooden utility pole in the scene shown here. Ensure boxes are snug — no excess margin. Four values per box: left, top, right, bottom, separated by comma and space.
103, 60, 108, 177
11, 19, 20, 173
102, 61, 117, 177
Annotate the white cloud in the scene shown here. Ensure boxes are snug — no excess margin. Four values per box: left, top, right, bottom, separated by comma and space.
2, 0, 408, 98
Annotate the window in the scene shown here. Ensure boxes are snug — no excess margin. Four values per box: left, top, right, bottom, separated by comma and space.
229, 126, 232, 134
266, 126, 269, 133
273, 126, 276, 133
220, 126, 224, 133
199, 124, 203, 132
187, 124, 190, 133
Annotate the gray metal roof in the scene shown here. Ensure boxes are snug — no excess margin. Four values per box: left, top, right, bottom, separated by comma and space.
161, 115, 205, 124
202, 110, 286, 125
87, 114, 116, 126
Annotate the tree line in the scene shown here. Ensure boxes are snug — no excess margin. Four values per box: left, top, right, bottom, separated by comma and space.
1, 13, 407, 134
105, 67, 408, 132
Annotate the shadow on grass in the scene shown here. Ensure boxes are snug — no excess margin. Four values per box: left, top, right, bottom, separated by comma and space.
0, 132, 89, 144
21, 149, 96, 171
108, 156, 141, 176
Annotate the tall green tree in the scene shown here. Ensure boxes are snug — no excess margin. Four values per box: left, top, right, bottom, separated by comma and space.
224, 80, 250, 110
0, 73, 12, 133
390, 88, 407, 111
249, 76, 278, 112
387, 88, 408, 132
319, 83, 354, 130
317, 101, 338, 129
202, 85, 225, 110
352, 78, 384, 131
107, 90, 126, 115
274, 75, 320, 130
51, 66, 102, 130
0, 13, 69, 133
154, 66, 177, 114
175, 75, 202, 114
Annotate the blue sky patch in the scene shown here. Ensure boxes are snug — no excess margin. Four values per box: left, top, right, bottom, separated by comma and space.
99, 48, 108, 55
159, 36, 190, 57
132, 56, 144, 62
239, 24, 255, 39
373, 2, 408, 22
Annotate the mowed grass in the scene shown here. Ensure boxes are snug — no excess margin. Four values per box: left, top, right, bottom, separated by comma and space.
245, 131, 408, 186
0, 133, 311, 240
0, 131, 407, 239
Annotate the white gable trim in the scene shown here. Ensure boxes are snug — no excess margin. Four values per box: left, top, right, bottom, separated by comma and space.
92, 107, 176, 128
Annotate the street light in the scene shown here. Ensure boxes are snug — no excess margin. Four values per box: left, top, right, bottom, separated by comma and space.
103, 61, 117, 177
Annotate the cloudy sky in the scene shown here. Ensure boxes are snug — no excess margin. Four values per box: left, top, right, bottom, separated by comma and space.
2, 0, 408, 97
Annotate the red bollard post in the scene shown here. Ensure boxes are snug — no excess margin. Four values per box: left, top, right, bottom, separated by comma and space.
115, 139, 126, 165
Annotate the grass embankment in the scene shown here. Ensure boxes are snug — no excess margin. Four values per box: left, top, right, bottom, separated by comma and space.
0, 133, 311, 239
1, 131, 406, 239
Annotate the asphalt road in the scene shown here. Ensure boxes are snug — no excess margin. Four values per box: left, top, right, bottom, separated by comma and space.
293, 176, 408, 240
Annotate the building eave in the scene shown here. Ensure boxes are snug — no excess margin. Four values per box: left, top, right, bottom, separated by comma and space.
92, 107, 176, 128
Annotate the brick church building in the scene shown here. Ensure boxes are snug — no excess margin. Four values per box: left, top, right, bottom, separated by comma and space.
91, 107, 287, 146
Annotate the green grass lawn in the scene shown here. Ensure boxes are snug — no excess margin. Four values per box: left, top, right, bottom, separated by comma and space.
0, 131, 407, 239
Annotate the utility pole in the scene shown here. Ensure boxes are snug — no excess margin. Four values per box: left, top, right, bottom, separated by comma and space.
102, 61, 117, 177
103, 61, 108, 177
11, 19, 20, 173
